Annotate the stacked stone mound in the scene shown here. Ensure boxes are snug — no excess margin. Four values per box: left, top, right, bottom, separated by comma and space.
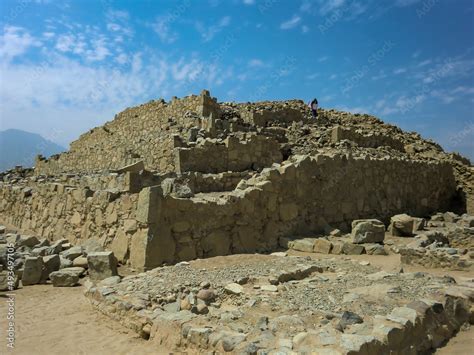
0, 90, 472, 270
0, 226, 119, 291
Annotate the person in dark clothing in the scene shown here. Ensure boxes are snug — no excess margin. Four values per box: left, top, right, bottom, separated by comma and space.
309, 98, 318, 118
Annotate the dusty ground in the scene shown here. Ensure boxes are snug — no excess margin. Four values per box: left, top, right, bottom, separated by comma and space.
0, 252, 472, 354
0, 284, 162, 354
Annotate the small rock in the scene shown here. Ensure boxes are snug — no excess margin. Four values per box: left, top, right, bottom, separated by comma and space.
197, 289, 216, 302
224, 283, 243, 295
62, 246, 83, 261
99, 276, 121, 286
337, 311, 364, 331
72, 256, 88, 268
261, 285, 278, 292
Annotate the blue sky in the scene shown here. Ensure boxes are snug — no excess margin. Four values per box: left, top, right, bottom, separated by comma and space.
1, 0, 473, 159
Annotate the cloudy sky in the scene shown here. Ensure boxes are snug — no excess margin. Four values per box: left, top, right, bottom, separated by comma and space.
0, 0, 473, 159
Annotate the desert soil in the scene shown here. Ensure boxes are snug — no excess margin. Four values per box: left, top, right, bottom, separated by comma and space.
0, 253, 472, 355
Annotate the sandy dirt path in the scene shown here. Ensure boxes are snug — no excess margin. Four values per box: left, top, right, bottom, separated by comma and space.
0, 284, 162, 355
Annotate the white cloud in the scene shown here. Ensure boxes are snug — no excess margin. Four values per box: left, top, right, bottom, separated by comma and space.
0, 50, 231, 144
152, 16, 179, 43
85, 37, 110, 61
321, 95, 334, 102
318, 56, 329, 62
195, 16, 231, 42
55, 34, 75, 52
106, 9, 130, 21
371, 70, 387, 81
393, 68, 407, 74
452, 86, 474, 95
280, 15, 301, 30
248, 59, 265, 67
42, 32, 55, 39
301, 25, 310, 33
0, 26, 41, 62
318, 0, 346, 16
395, 0, 421, 7
418, 59, 432, 67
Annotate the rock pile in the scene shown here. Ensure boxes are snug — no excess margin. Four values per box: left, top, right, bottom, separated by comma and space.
0, 226, 118, 290
84, 253, 473, 353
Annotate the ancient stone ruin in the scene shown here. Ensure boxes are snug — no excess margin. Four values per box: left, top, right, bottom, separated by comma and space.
1, 90, 473, 353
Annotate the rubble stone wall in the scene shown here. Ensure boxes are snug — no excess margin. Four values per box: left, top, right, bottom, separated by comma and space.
400, 247, 473, 270
130, 154, 457, 269
34, 91, 220, 176
175, 135, 283, 174
239, 107, 304, 126
0, 179, 140, 251
331, 126, 405, 151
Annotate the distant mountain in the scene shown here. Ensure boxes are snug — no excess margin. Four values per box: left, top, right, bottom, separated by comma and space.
0, 129, 65, 172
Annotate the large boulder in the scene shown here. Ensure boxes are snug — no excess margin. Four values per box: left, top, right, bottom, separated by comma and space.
0, 271, 19, 291
41, 254, 60, 281
87, 251, 118, 281
22, 256, 44, 286
388, 214, 425, 237
342, 242, 365, 255
16, 235, 40, 248
49, 269, 79, 287
351, 219, 385, 244
313, 239, 332, 254
288, 238, 316, 253
61, 246, 83, 261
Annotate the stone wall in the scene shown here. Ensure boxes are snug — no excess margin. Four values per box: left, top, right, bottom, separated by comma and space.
331, 126, 405, 152
239, 106, 305, 126
34, 91, 221, 176
0, 154, 457, 270
174, 135, 283, 174
0, 178, 139, 253
128, 154, 457, 269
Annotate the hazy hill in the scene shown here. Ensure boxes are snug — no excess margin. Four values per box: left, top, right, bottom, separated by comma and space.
0, 129, 65, 172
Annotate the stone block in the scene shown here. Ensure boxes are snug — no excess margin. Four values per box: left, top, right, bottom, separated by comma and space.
136, 186, 163, 224
22, 256, 44, 286
42, 254, 60, 281
130, 226, 175, 270
351, 219, 385, 244
201, 231, 231, 257
0, 271, 19, 291
16, 235, 40, 248
115, 160, 144, 173
49, 270, 79, 287
288, 238, 316, 253
389, 214, 424, 237
313, 239, 332, 254
61, 246, 83, 261
111, 230, 129, 263
342, 242, 365, 255
87, 251, 118, 281
279, 203, 298, 222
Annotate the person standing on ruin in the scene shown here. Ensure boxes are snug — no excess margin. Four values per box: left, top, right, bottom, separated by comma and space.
309, 98, 318, 119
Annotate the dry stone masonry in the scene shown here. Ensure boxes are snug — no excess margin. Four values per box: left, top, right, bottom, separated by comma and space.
0, 90, 473, 353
